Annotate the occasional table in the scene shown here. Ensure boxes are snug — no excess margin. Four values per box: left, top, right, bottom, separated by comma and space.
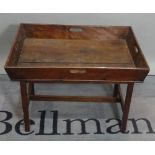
5, 24, 149, 132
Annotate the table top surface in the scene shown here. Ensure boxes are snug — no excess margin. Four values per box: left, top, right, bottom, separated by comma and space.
17, 38, 135, 68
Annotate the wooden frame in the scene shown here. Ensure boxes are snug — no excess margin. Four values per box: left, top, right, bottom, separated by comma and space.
4, 24, 150, 132
20, 81, 134, 132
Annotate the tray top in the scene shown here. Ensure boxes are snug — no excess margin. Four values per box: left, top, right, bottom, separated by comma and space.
5, 24, 150, 82
17, 38, 135, 68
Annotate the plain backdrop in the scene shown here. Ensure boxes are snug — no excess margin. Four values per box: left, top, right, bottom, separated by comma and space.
0, 13, 154, 75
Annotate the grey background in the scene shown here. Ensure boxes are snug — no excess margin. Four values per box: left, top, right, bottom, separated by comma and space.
0, 13, 154, 74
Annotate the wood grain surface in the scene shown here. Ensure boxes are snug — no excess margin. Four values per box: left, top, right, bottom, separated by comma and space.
4, 24, 150, 132
5, 24, 149, 82
18, 38, 135, 68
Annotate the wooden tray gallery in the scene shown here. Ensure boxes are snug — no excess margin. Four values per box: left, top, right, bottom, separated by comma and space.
5, 24, 149, 82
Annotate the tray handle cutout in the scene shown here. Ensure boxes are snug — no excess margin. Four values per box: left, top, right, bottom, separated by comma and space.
69, 27, 83, 32
69, 69, 86, 74
134, 45, 139, 54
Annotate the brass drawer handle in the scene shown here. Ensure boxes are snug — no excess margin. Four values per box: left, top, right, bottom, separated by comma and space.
69, 69, 86, 74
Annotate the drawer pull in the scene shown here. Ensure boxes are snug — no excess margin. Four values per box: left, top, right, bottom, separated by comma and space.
69, 69, 86, 74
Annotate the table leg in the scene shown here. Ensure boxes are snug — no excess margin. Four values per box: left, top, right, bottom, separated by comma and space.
28, 82, 35, 95
113, 84, 119, 98
20, 81, 30, 132
121, 83, 134, 132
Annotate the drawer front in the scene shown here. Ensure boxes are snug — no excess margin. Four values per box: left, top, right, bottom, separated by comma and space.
5, 67, 148, 82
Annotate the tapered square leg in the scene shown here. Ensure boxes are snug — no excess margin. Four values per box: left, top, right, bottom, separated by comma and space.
20, 81, 30, 132
121, 83, 134, 132
28, 82, 35, 95
113, 84, 119, 99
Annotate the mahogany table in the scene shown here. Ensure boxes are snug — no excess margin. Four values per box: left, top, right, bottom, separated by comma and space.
5, 24, 150, 132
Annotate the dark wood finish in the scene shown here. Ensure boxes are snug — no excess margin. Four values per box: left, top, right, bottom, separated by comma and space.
5, 67, 149, 83
20, 82, 30, 132
113, 84, 124, 111
30, 94, 117, 102
117, 85, 125, 111
121, 83, 134, 132
113, 84, 119, 98
5, 24, 149, 82
4, 24, 150, 132
18, 38, 134, 67
28, 82, 35, 95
